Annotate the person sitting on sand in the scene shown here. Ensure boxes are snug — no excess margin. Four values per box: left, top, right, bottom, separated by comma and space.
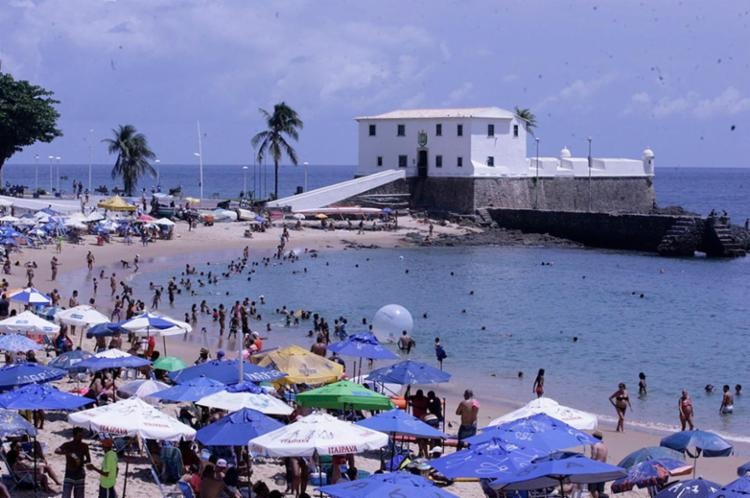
678, 390, 695, 430
7, 441, 60, 492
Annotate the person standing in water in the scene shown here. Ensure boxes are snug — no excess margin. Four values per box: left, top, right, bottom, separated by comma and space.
720, 384, 734, 414
532, 369, 545, 398
638, 372, 647, 396
609, 383, 632, 432
678, 390, 694, 430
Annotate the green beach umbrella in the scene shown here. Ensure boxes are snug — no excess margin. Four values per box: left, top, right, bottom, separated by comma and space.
296, 380, 393, 411
153, 356, 187, 372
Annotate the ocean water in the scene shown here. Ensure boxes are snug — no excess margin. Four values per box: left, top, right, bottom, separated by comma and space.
2, 163, 749, 222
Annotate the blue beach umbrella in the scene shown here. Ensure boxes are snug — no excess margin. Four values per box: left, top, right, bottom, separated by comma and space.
707, 477, 750, 498
467, 413, 598, 451
319, 471, 459, 498
491, 452, 626, 492
86, 322, 125, 338
0, 333, 43, 352
170, 359, 286, 385
225, 381, 263, 394
328, 333, 398, 360
0, 362, 66, 390
76, 350, 151, 372
0, 383, 94, 410
655, 478, 722, 498
0, 409, 37, 437
430, 438, 536, 479
660, 430, 733, 458
611, 459, 693, 493
356, 408, 446, 439
48, 350, 94, 372
368, 360, 451, 385
738, 461, 750, 477
151, 376, 226, 402
196, 407, 283, 446
619, 446, 687, 469
9, 287, 51, 305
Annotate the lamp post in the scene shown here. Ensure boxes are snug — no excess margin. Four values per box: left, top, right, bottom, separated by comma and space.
587, 137, 592, 212
34, 154, 39, 191
242, 166, 248, 198
193, 152, 203, 201
535, 137, 540, 209
303, 161, 309, 192
48, 155, 54, 192
154, 159, 161, 189
56, 156, 61, 193
87, 128, 94, 192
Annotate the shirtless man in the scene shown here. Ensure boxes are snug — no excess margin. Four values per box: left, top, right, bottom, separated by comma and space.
720, 384, 734, 414
310, 338, 327, 357
398, 330, 414, 355
588, 431, 608, 498
455, 389, 479, 446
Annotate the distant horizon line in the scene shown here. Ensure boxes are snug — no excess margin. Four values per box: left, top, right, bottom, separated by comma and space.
3, 163, 750, 169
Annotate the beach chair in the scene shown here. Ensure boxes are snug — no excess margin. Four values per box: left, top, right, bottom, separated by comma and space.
177, 481, 195, 498
41, 335, 56, 357
0, 448, 36, 492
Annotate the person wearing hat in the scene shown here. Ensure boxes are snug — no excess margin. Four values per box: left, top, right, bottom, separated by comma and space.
216, 350, 226, 360
55, 427, 91, 498
87, 438, 118, 498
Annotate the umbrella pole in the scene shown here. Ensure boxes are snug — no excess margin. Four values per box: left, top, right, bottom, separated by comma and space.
33, 434, 38, 497
78, 325, 85, 348
122, 441, 130, 498
162, 334, 167, 356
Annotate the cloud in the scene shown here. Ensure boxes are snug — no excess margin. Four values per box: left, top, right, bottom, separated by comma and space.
442, 82, 474, 106
625, 87, 750, 118
535, 73, 616, 110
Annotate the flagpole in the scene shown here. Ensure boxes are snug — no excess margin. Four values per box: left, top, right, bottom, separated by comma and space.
196, 121, 204, 201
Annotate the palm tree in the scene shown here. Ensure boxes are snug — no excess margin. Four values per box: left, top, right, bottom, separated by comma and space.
251, 102, 303, 199
103, 124, 156, 196
514, 106, 538, 136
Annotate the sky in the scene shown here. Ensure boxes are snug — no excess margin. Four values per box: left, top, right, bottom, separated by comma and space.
1, 0, 749, 167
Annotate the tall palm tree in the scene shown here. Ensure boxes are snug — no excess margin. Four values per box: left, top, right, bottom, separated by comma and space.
251, 102, 303, 200
514, 106, 538, 137
103, 124, 156, 196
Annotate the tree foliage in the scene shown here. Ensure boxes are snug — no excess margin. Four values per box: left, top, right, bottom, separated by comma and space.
514, 106, 538, 136
0, 72, 62, 170
102, 124, 156, 196
251, 102, 303, 199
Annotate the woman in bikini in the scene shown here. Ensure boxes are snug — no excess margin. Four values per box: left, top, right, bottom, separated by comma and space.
533, 369, 545, 398
609, 383, 632, 432
678, 390, 694, 430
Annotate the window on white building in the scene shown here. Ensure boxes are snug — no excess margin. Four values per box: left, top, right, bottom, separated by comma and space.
397, 124, 405, 136
457, 124, 463, 136
436, 155, 443, 168
487, 156, 495, 167
436, 123, 442, 136
513, 124, 519, 137
377, 156, 383, 167
398, 155, 407, 168
488, 124, 495, 137
457, 156, 463, 167
369, 124, 376, 136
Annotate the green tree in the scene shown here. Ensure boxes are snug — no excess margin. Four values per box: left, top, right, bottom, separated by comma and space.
0, 72, 62, 172
514, 106, 538, 136
251, 102, 303, 199
103, 124, 156, 196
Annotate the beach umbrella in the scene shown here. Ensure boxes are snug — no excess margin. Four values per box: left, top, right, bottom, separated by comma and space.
467, 413, 598, 451
0, 362, 66, 390
120, 312, 191, 353
86, 322, 125, 338
55, 305, 109, 328
97, 195, 136, 212
738, 461, 750, 477
0, 409, 37, 437
318, 471, 459, 498
75, 348, 151, 372
619, 446, 687, 469
169, 359, 286, 385
8, 287, 52, 305
69, 397, 196, 440
249, 412, 388, 457
152, 356, 187, 372
154, 218, 175, 226
654, 478, 722, 498
0, 383, 94, 410
0, 310, 60, 335
296, 380, 394, 411
48, 349, 94, 372
429, 438, 537, 479
356, 408, 446, 439
196, 407, 284, 446
151, 376, 225, 402
328, 333, 399, 360
256, 345, 344, 385
118, 379, 170, 405
490, 452, 626, 493
488, 397, 598, 431
0, 215, 19, 224
0, 333, 42, 352
707, 477, 750, 498
660, 430, 733, 458
611, 459, 694, 493
367, 360, 451, 385
196, 390, 293, 415
225, 381, 263, 394
136, 214, 156, 223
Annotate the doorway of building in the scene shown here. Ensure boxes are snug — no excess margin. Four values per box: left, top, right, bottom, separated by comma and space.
417, 149, 428, 177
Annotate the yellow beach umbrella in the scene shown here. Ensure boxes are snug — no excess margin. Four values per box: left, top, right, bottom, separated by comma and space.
97, 195, 136, 212
256, 345, 343, 385
314, 213, 328, 220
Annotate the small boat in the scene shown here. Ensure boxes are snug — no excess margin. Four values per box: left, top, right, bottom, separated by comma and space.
236, 208, 257, 221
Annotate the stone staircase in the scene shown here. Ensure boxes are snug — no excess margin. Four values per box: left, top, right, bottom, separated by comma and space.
705, 219, 746, 258
475, 207, 494, 226
657, 217, 701, 257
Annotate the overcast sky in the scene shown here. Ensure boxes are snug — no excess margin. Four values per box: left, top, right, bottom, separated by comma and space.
1, 0, 749, 167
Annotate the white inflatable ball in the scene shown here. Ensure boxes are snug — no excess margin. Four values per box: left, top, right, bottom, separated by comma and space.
372, 304, 413, 344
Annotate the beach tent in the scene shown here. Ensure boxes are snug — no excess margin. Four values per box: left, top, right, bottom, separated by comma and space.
196, 390, 293, 416
97, 195, 136, 212
488, 397, 598, 431
55, 305, 109, 328
256, 344, 344, 385
295, 380, 393, 411
8, 287, 52, 305
118, 379, 170, 405
249, 412, 388, 457
319, 471, 459, 498
0, 310, 60, 335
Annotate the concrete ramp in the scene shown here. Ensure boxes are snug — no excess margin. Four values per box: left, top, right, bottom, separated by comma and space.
267, 169, 406, 211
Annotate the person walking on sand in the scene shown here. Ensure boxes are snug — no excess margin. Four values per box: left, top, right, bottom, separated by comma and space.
51, 256, 60, 281
87, 438, 118, 498
533, 368, 545, 398
86, 251, 95, 271
609, 383, 632, 432
678, 390, 695, 430
720, 384, 734, 414
588, 431, 608, 498
456, 389, 479, 446
55, 427, 91, 498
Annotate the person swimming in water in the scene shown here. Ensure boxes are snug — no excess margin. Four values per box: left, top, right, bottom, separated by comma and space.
720, 385, 734, 415
533, 369, 545, 398
678, 390, 694, 430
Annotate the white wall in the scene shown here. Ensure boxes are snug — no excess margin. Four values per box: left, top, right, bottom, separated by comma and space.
469, 117, 527, 176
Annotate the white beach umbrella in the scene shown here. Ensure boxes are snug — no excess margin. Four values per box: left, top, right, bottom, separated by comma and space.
55, 305, 109, 328
0, 310, 60, 335
196, 391, 293, 416
120, 312, 192, 337
118, 379, 170, 405
0, 215, 19, 224
9, 287, 51, 305
68, 397, 196, 441
488, 397, 598, 431
154, 218, 175, 226
249, 412, 388, 457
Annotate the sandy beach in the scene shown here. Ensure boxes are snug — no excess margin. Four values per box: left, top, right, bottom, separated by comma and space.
7, 216, 747, 498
